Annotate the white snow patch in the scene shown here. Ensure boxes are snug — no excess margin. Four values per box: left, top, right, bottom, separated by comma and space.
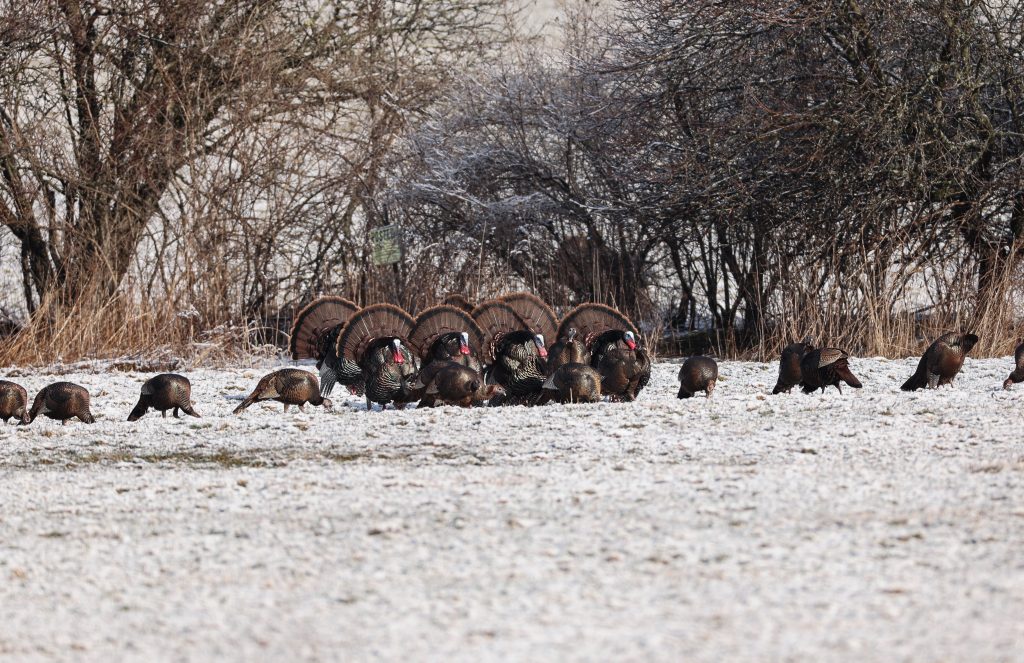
0, 358, 1023, 660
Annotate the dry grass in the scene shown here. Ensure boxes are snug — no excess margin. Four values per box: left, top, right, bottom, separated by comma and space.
0, 292, 265, 368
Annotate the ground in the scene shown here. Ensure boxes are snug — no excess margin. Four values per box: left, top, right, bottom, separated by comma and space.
1, 357, 1023, 661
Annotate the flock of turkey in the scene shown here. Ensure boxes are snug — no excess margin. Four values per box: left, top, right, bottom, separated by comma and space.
0, 291, 1016, 426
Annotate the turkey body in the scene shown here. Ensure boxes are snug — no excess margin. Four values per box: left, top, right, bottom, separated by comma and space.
28, 382, 95, 425
416, 361, 503, 407
901, 333, 979, 391
540, 363, 602, 404
233, 369, 331, 414
773, 340, 813, 394
546, 328, 589, 375
488, 330, 548, 405
1004, 340, 1024, 389
361, 339, 418, 410
800, 348, 862, 394
591, 331, 650, 401
677, 356, 718, 398
0, 380, 29, 424
128, 374, 200, 421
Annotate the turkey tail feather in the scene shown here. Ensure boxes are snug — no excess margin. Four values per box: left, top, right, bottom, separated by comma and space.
289, 296, 359, 360
500, 292, 558, 341
901, 354, 929, 391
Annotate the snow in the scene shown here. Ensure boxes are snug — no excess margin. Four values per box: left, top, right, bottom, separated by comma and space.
1, 357, 1023, 660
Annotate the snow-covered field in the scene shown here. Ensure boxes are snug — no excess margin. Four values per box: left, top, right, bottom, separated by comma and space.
1, 357, 1023, 661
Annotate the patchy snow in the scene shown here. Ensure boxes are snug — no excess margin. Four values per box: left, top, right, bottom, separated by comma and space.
1, 358, 1023, 661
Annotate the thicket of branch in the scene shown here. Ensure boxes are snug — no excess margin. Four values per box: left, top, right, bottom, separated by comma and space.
2, 0, 1023, 363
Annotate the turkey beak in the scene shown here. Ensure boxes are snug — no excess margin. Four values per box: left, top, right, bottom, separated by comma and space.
535, 334, 548, 358
391, 339, 404, 364
459, 332, 470, 355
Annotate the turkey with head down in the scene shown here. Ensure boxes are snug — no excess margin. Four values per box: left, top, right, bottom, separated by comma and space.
411, 361, 505, 408
800, 348, 862, 394
772, 338, 814, 395
0, 380, 29, 424
472, 299, 548, 406
901, 332, 979, 391
233, 369, 331, 415
538, 363, 603, 404
337, 304, 419, 411
1003, 339, 1024, 390
559, 303, 650, 401
27, 382, 95, 425
677, 356, 718, 398
289, 296, 364, 396
128, 373, 200, 421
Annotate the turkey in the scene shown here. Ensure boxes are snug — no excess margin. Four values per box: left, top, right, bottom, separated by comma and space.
800, 348, 862, 394
901, 332, 979, 391
546, 327, 589, 374
559, 303, 651, 401
27, 382, 95, 425
289, 296, 364, 397
441, 293, 474, 313
472, 299, 548, 406
0, 380, 29, 424
411, 361, 505, 407
233, 368, 331, 414
772, 338, 814, 395
538, 363, 603, 404
1003, 340, 1024, 389
677, 356, 718, 398
128, 373, 200, 421
337, 304, 419, 411
410, 305, 485, 374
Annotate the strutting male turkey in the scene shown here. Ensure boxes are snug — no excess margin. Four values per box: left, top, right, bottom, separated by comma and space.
27, 382, 95, 425
234, 368, 331, 414
289, 296, 364, 397
1003, 339, 1024, 389
337, 304, 419, 411
472, 298, 549, 406
409, 305, 487, 407
677, 356, 718, 398
558, 303, 651, 401
0, 380, 29, 424
410, 305, 486, 375
799, 348, 862, 394
901, 332, 979, 391
128, 373, 200, 421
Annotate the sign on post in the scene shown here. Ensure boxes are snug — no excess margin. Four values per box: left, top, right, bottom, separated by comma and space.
371, 224, 402, 266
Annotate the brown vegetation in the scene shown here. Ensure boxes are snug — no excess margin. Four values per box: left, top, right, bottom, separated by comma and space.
2, 0, 1024, 364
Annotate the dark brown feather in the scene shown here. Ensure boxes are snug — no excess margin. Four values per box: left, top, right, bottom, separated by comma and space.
289, 296, 359, 360
471, 299, 530, 364
410, 305, 486, 363
500, 292, 558, 343
336, 304, 417, 362
557, 303, 639, 348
